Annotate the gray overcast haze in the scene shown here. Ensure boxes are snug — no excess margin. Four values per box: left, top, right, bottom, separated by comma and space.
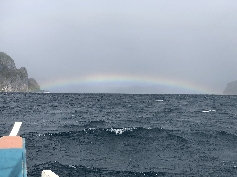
1, 0, 237, 94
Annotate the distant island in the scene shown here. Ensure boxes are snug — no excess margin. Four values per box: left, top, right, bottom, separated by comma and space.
223, 80, 237, 95
0, 52, 42, 92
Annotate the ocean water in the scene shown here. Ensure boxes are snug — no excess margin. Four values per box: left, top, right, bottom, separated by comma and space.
1, 93, 237, 176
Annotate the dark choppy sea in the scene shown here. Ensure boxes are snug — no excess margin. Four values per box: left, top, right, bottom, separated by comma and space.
1, 93, 237, 176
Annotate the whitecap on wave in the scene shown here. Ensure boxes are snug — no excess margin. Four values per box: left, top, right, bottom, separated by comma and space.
202, 110, 216, 113
106, 127, 137, 135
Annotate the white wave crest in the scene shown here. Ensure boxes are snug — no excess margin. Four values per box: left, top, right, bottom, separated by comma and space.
106, 127, 137, 135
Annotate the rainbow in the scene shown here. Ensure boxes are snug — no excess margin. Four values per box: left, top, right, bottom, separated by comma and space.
39, 73, 216, 94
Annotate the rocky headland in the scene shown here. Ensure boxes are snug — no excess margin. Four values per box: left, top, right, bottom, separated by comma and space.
0, 52, 42, 92
223, 80, 237, 95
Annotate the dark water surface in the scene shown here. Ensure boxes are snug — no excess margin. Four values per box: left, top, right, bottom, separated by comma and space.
1, 93, 237, 176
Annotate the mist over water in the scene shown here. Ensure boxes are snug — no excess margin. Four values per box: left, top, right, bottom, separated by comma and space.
1, 0, 237, 94
1, 93, 237, 176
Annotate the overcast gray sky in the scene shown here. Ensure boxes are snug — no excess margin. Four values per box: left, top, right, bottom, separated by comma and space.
1, 0, 237, 94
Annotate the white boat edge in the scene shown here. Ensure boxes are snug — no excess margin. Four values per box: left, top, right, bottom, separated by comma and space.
9, 122, 22, 136
41, 170, 59, 177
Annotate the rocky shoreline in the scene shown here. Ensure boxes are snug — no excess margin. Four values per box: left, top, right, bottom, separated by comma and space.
0, 52, 42, 92
223, 80, 237, 95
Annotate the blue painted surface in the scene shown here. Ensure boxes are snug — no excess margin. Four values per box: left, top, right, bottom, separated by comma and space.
0, 138, 27, 177
22, 138, 27, 177
0, 149, 23, 177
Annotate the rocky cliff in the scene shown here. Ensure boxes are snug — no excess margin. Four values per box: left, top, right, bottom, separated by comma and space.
0, 52, 42, 92
223, 80, 237, 95
28, 78, 41, 92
